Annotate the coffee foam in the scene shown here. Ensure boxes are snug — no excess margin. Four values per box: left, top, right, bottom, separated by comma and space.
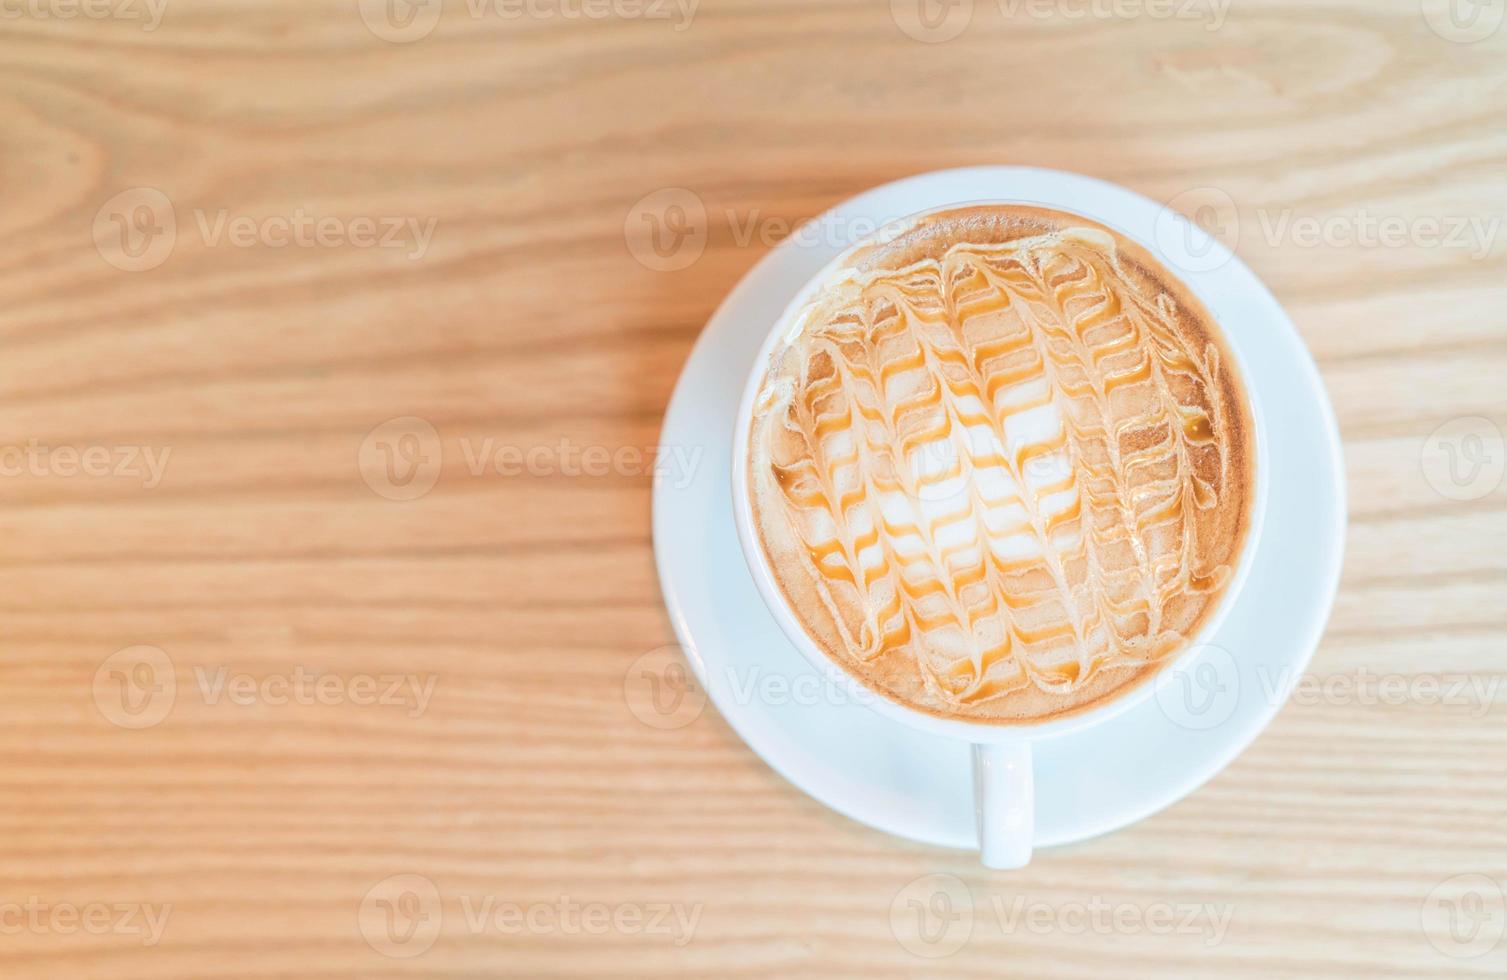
748, 205, 1254, 724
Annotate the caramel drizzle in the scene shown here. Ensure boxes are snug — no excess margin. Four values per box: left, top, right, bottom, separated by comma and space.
761, 230, 1236, 709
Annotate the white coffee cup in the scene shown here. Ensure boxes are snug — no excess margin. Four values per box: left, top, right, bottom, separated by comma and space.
729, 200, 1267, 869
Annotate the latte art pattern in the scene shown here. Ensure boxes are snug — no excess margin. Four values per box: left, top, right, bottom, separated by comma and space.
748, 207, 1253, 722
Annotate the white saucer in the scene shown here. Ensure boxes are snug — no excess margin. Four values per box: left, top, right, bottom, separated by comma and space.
652, 167, 1345, 854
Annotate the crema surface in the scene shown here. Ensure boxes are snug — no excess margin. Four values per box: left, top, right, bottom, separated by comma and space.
748, 206, 1254, 723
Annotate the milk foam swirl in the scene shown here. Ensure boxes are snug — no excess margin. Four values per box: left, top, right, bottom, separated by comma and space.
748, 207, 1253, 722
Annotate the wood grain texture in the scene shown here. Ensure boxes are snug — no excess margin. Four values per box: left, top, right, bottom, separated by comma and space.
2, 0, 1505, 976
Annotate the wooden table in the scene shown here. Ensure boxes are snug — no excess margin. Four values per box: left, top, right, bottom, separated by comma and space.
3, 1, 1505, 976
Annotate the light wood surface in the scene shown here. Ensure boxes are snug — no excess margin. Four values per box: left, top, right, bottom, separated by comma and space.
3, 1, 1506, 976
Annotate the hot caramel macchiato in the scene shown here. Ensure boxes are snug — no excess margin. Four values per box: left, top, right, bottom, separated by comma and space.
747, 205, 1255, 724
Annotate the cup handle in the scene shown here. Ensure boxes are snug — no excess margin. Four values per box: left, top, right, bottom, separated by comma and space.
972, 742, 1033, 869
